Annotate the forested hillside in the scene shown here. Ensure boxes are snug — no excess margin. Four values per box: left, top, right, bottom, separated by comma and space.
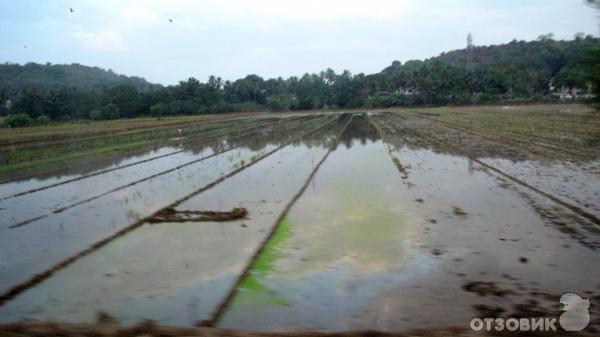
0, 63, 153, 96
2, 35, 598, 126
380, 34, 596, 103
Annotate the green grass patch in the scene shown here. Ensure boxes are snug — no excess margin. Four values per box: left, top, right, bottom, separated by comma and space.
237, 216, 293, 306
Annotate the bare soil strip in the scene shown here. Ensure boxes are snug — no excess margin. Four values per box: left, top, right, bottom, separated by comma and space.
0, 117, 338, 307
0, 116, 307, 200
380, 118, 600, 227
203, 115, 354, 327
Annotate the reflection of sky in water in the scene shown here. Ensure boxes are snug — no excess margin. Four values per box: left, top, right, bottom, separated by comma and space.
222, 117, 600, 331
0, 120, 339, 326
0, 147, 217, 228
0, 116, 336, 295
223, 135, 437, 330
230, 254, 437, 331
0, 115, 323, 198
0, 145, 274, 294
0, 146, 181, 200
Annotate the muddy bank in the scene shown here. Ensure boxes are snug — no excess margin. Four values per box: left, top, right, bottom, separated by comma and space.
4, 321, 600, 336
0, 321, 481, 337
147, 207, 248, 223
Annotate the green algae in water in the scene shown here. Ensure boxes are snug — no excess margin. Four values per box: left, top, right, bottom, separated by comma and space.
236, 217, 293, 306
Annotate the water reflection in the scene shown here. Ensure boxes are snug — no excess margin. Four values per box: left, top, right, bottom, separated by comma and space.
0, 116, 321, 183
0, 115, 343, 326
220, 115, 600, 332
336, 114, 380, 150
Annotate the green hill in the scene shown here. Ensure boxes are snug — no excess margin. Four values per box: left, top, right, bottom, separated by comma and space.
380, 35, 598, 103
0, 62, 155, 97
1, 36, 598, 125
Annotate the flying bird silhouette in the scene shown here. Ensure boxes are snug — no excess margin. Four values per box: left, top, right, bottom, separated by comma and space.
70, 8, 74, 13
169, 19, 173, 23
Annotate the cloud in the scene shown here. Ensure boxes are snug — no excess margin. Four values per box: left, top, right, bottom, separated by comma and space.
0, 0, 597, 84
116, 4, 162, 27
69, 3, 163, 52
200, 0, 413, 21
75, 29, 126, 51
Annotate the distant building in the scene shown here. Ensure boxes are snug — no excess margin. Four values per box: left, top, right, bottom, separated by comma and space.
549, 80, 591, 101
554, 86, 588, 101
397, 87, 419, 96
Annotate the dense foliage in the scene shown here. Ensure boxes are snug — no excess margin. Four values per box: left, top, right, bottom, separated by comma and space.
0, 63, 152, 97
1, 36, 598, 125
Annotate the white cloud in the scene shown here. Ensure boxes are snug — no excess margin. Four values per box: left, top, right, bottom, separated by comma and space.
1, 0, 597, 84
75, 29, 126, 51
200, 0, 413, 21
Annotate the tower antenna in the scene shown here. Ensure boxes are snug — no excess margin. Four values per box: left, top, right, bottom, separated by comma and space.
466, 33, 474, 73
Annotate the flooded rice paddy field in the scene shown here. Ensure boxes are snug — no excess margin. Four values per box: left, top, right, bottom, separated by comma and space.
0, 113, 301, 182
0, 108, 599, 333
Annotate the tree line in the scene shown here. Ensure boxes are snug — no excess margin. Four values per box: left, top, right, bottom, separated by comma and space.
1, 35, 598, 127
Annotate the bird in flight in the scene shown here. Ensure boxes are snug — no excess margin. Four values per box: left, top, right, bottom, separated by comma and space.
169, 19, 173, 23
23, 45, 27, 48
70, 8, 74, 13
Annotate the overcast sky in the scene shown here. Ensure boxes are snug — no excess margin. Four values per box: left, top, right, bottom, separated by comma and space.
0, 0, 597, 85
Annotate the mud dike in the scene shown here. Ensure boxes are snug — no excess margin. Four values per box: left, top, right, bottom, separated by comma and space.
148, 207, 248, 223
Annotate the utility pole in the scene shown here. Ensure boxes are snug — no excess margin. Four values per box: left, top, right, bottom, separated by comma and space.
466, 33, 474, 74
467, 33, 474, 100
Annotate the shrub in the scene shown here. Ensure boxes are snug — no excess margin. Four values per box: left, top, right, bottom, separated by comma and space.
3, 113, 33, 128
150, 104, 165, 119
89, 109, 105, 120
105, 103, 121, 120
36, 115, 50, 125
267, 93, 296, 111
366, 95, 384, 108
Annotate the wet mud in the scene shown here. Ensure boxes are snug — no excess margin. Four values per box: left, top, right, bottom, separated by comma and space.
148, 207, 248, 223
